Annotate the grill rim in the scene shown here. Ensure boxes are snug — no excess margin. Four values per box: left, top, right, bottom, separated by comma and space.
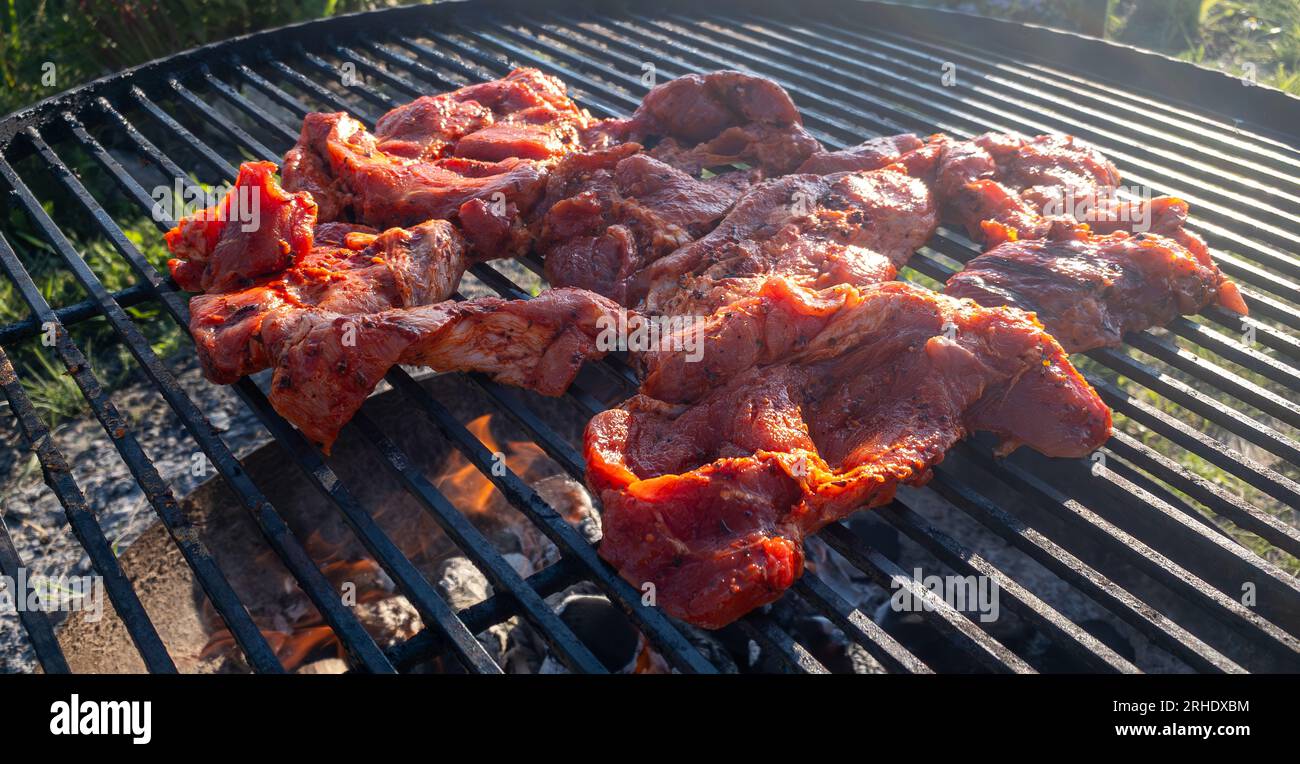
0, 0, 1296, 675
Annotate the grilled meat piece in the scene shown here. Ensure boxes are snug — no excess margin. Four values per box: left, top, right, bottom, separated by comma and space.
796, 132, 948, 180
263, 288, 621, 449
372, 68, 601, 162
188, 218, 468, 384
281, 68, 608, 258
614, 70, 822, 175
165, 162, 316, 293
945, 227, 1248, 352
638, 165, 936, 316
282, 111, 547, 257
937, 132, 1121, 243
536, 142, 756, 304
588, 279, 1110, 628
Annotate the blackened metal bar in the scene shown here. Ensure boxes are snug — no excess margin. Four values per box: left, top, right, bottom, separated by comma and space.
879, 499, 1137, 673
296, 47, 397, 109
2, 137, 284, 673
351, 412, 609, 674
0, 320, 175, 674
228, 57, 315, 123
196, 68, 301, 145
64, 111, 399, 674
1105, 430, 1300, 559
385, 367, 717, 673
265, 58, 381, 122
790, 576, 933, 674
0, 283, 154, 344
969, 447, 1300, 670
736, 616, 829, 674
819, 523, 1035, 673
330, 41, 426, 99
384, 559, 582, 671
165, 78, 279, 161
0, 508, 70, 673
237, 380, 502, 674
127, 88, 237, 179
355, 33, 461, 91
928, 466, 1242, 673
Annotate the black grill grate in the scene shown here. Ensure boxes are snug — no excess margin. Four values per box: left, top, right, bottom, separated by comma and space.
1, 0, 1298, 674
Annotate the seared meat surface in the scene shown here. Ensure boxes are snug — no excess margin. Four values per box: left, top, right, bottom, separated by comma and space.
589, 279, 1110, 628
945, 227, 1248, 352
638, 165, 936, 316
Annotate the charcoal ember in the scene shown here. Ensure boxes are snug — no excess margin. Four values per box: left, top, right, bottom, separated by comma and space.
356, 595, 422, 648
295, 658, 350, 674
533, 474, 601, 545
435, 556, 491, 610
539, 593, 640, 673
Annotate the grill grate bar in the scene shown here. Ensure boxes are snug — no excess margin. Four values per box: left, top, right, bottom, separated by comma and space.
0, 283, 154, 344
878, 500, 1138, 673
351, 411, 610, 674
857, 24, 1300, 193
819, 523, 1035, 673
964, 446, 1300, 671
0, 252, 176, 673
0, 481, 70, 672
790, 576, 933, 674
384, 367, 719, 673
0, 135, 286, 673
926, 467, 1243, 673
736, 616, 830, 673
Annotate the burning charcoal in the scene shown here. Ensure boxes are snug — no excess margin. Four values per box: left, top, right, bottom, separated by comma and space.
295, 658, 350, 675
435, 556, 491, 611
532, 474, 602, 545
539, 593, 640, 673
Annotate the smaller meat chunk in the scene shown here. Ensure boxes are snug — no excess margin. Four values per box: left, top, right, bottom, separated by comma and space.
164, 162, 316, 293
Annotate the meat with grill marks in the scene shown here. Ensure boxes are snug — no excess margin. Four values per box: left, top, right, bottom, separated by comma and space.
636, 164, 936, 317
588, 279, 1110, 629
945, 227, 1248, 353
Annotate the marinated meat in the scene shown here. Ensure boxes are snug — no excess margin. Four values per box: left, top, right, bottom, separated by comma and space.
536, 142, 756, 303
945, 227, 1248, 352
188, 218, 468, 384
618, 70, 821, 175
637, 165, 936, 316
263, 287, 621, 450
165, 161, 316, 293
588, 279, 1110, 628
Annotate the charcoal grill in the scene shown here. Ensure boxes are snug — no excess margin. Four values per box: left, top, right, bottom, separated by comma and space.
2, 0, 1299, 674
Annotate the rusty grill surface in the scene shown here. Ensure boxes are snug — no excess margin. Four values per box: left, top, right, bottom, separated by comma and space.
2, 0, 1299, 674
